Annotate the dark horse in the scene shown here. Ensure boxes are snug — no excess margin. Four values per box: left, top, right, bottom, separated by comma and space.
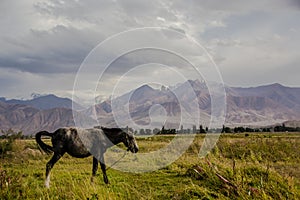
35, 127, 138, 188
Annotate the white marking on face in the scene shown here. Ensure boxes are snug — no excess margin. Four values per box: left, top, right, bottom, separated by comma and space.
66, 129, 72, 137
134, 139, 138, 149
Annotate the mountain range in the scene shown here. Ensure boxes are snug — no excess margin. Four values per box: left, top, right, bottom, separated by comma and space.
0, 94, 95, 135
0, 81, 299, 135
88, 81, 300, 129
0, 94, 84, 110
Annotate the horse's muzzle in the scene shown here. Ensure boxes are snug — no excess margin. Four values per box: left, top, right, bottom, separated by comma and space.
128, 147, 138, 153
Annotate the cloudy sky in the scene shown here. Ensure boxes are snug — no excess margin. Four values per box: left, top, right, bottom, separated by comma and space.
0, 0, 299, 102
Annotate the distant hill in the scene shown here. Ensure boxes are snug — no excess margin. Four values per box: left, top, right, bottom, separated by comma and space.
0, 101, 96, 135
226, 83, 300, 125
0, 81, 299, 134
272, 120, 300, 128
0, 94, 84, 111
83, 81, 300, 128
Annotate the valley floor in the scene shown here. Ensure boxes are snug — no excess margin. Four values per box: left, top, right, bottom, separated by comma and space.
1, 132, 299, 199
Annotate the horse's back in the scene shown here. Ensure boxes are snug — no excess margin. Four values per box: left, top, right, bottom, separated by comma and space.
68, 127, 111, 158
51, 127, 107, 158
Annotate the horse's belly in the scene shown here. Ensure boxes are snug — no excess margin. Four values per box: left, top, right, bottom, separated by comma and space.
66, 141, 91, 158
68, 151, 91, 158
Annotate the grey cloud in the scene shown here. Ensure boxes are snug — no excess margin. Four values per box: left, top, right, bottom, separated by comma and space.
0, 23, 101, 74
0, 0, 299, 99
167, 26, 186, 35
172, 0, 300, 11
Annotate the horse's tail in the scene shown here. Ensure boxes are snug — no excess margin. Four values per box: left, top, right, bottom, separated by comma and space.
35, 131, 54, 154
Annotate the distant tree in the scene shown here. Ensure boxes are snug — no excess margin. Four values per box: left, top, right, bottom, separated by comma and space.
274, 124, 292, 132
199, 125, 206, 133
234, 127, 245, 133
222, 125, 232, 133
139, 129, 145, 135
234, 127, 238, 133
161, 126, 165, 134
159, 126, 176, 134
225, 127, 232, 133
192, 125, 197, 133
221, 125, 225, 133
145, 129, 152, 135
1, 129, 23, 139
179, 125, 184, 134
262, 128, 271, 132
274, 126, 279, 132
169, 129, 176, 134
245, 127, 254, 132
153, 128, 160, 135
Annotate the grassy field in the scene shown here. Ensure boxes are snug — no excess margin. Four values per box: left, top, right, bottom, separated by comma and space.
0, 132, 299, 199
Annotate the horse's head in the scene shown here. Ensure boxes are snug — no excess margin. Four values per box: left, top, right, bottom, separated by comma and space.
123, 132, 139, 153
100, 126, 139, 153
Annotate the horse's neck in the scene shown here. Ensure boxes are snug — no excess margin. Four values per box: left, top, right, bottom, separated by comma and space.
106, 133, 124, 145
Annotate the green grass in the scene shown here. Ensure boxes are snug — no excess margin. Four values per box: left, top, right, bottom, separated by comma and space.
0, 132, 299, 199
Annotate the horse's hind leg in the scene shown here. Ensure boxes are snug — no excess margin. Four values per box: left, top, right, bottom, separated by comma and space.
99, 155, 109, 184
45, 153, 62, 188
91, 157, 98, 183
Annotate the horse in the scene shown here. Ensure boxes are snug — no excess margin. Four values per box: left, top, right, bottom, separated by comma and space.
35, 127, 138, 188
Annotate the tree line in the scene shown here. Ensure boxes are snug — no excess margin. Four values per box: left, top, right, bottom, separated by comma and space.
136, 123, 300, 135
1, 123, 299, 139
221, 123, 300, 133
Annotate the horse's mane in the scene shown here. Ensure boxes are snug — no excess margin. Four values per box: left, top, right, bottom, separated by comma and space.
96, 126, 126, 136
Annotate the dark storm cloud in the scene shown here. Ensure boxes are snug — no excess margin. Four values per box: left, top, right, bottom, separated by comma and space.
0, 24, 98, 74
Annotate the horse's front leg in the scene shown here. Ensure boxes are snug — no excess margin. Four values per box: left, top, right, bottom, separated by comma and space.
91, 157, 98, 182
99, 154, 109, 184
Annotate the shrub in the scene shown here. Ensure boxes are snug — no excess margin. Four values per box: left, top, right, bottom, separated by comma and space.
0, 129, 23, 158
0, 139, 14, 158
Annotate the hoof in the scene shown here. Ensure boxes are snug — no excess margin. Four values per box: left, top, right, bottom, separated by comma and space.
45, 176, 50, 188
45, 181, 50, 189
104, 177, 109, 184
